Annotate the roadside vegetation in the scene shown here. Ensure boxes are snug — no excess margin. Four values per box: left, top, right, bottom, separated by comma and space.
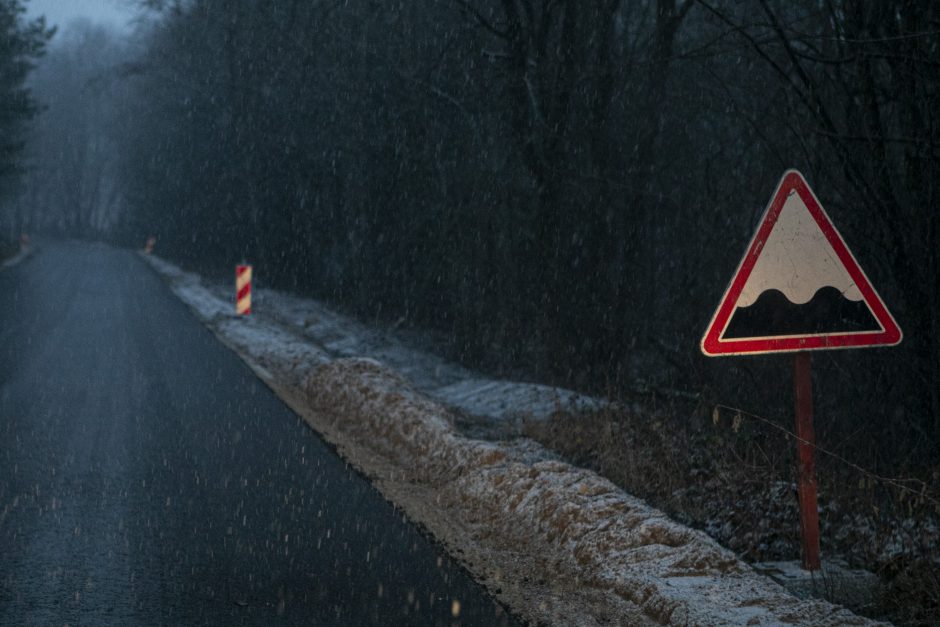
524, 397, 940, 625
0, 0, 51, 236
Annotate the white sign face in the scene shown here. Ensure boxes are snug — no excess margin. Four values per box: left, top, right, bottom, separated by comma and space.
701, 170, 901, 356
735, 189, 863, 308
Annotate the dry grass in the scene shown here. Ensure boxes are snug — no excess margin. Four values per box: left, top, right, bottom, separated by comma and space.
522, 397, 940, 625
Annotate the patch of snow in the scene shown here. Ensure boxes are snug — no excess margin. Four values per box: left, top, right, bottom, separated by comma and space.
193, 263, 600, 422
262, 288, 478, 391
140, 255, 329, 383
144, 255, 232, 321
754, 560, 880, 609
216, 317, 331, 379
429, 379, 603, 421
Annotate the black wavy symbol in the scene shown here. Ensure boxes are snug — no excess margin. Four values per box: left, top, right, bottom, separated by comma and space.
723, 286, 880, 339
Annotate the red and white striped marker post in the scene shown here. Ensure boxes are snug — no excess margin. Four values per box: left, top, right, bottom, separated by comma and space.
236, 265, 252, 315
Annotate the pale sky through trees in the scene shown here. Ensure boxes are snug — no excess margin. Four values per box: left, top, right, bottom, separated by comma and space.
26, 0, 136, 34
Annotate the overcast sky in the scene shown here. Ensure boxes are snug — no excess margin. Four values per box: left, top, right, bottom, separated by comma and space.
26, 0, 138, 35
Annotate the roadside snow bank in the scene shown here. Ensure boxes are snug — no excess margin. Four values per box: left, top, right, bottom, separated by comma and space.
430, 379, 602, 422
305, 359, 879, 626
142, 252, 883, 626
198, 277, 601, 423
142, 255, 329, 384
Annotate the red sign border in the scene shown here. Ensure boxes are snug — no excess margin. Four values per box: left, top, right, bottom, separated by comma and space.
701, 170, 902, 356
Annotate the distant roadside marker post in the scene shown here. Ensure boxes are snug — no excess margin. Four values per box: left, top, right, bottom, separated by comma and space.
701, 170, 902, 571
236, 264, 252, 315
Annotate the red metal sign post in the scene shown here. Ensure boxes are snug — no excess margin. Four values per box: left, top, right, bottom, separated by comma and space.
793, 352, 820, 570
701, 170, 902, 573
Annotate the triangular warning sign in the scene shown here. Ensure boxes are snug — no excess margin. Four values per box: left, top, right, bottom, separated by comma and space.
701, 170, 902, 356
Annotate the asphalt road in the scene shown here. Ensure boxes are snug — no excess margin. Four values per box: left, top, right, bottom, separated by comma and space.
0, 240, 516, 625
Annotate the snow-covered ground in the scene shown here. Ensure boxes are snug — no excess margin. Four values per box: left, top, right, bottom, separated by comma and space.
159, 255, 605, 426
141, 252, 884, 626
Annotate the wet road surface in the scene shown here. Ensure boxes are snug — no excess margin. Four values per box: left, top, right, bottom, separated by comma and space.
0, 241, 517, 625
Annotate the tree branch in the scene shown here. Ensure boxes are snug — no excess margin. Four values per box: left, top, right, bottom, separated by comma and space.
455, 0, 509, 39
